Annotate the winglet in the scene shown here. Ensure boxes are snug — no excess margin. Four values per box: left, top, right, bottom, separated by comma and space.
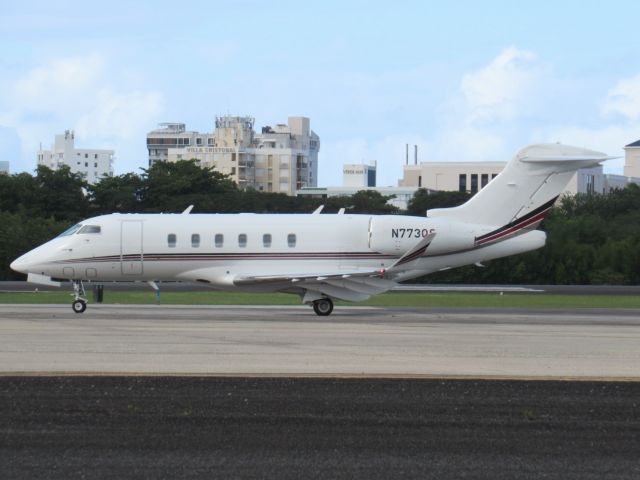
312, 205, 324, 214
182, 205, 194, 214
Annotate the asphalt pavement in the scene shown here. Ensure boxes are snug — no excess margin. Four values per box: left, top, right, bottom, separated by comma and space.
1, 376, 639, 480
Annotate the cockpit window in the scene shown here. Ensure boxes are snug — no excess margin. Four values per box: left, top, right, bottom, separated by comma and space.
78, 225, 102, 234
57, 224, 82, 237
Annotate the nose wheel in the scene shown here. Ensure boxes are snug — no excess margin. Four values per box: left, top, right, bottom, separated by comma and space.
312, 298, 334, 316
71, 280, 88, 314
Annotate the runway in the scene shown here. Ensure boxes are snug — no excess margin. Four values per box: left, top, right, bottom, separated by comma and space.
1, 304, 639, 379
3, 304, 640, 478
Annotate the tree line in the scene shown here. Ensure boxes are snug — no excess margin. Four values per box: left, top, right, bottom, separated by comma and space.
1, 160, 639, 284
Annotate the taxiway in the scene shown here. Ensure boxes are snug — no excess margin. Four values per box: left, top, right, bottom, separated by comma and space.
1, 304, 639, 379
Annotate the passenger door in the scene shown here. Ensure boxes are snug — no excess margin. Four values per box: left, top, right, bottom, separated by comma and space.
121, 221, 143, 275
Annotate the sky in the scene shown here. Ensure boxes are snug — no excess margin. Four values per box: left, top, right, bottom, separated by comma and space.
1, 0, 640, 186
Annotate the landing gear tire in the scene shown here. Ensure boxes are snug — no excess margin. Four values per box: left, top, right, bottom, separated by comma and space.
312, 298, 334, 316
72, 299, 87, 314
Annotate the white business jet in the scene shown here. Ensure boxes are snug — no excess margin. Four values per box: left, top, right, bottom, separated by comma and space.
11, 143, 611, 315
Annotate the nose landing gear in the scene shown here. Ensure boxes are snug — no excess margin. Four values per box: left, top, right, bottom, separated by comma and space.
71, 280, 87, 314
312, 298, 334, 316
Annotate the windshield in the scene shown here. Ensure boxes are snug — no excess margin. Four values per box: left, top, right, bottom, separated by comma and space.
57, 224, 82, 237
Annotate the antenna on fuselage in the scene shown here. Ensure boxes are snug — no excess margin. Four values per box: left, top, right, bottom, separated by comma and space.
182, 205, 194, 214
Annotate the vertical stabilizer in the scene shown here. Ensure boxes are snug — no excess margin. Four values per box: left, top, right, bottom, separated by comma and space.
427, 144, 612, 227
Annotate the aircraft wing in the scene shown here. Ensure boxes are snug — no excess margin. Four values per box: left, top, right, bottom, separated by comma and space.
232, 232, 437, 302
233, 269, 396, 302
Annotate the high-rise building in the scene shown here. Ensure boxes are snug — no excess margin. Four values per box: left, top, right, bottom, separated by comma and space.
0, 161, 8, 174
149, 116, 320, 196
37, 130, 114, 184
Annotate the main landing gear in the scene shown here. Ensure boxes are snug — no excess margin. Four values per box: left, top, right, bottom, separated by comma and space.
71, 280, 87, 314
312, 298, 334, 316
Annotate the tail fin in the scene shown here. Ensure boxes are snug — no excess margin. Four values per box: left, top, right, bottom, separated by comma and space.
428, 143, 613, 226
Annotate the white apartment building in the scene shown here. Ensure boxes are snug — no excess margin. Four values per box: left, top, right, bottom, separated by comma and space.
343, 162, 376, 187
37, 130, 114, 184
0, 161, 8, 174
149, 116, 320, 196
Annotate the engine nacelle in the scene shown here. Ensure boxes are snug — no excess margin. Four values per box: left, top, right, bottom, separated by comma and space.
370, 216, 478, 256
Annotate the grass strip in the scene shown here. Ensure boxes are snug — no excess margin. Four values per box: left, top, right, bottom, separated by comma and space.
1, 290, 639, 309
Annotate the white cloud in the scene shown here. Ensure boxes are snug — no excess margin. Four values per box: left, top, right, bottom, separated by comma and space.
1, 53, 164, 173
459, 46, 540, 125
76, 88, 163, 141
602, 73, 640, 121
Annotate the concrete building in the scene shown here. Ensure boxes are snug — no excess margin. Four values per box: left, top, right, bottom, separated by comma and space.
0, 161, 8, 174
624, 139, 640, 178
399, 161, 504, 193
343, 162, 376, 187
296, 186, 420, 210
146, 123, 210, 166
153, 116, 319, 196
399, 160, 640, 196
37, 130, 114, 184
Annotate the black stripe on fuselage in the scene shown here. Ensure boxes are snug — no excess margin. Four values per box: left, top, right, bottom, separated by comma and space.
474, 196, 558, 244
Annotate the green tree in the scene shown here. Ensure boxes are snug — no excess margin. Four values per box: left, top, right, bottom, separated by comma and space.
139, 160, 238, 212
0, 211, 70, 280
33, 165, 89, 221
89, 173, 143, 214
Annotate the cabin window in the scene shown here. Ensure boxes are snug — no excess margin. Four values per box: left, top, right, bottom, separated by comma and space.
287, 233, 296, 248
263, 234, 272, 247
215, 234, 223, 247
78, 225, 101, 234
168, 234, 177, 248
192, 234, 200, 248
238, 233, 247, 248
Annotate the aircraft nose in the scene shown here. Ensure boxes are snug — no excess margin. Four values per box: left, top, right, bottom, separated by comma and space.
10, 255, 29, 274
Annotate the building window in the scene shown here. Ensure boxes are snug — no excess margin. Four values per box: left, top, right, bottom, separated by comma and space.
470, 174, 478, 194
263, 234, 272, 247
168, 234, 176, 248
208, 138, 213, 146
85, 153, 88, 158
85, 162, 88, 167
492, 173, 498, 179
586, 174, 595, 195
287, 233, 296, 248
481, 174, 489, 189
418, 175, 422, 188
196, 138, 202, 146
458, 174, 467, 192
215, 234, 223, 247
94, 162, 98, 168
184, 138, 190, 145
238, 234, 247, 247
192, 234, 200, 248
94, 154, 98, 159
